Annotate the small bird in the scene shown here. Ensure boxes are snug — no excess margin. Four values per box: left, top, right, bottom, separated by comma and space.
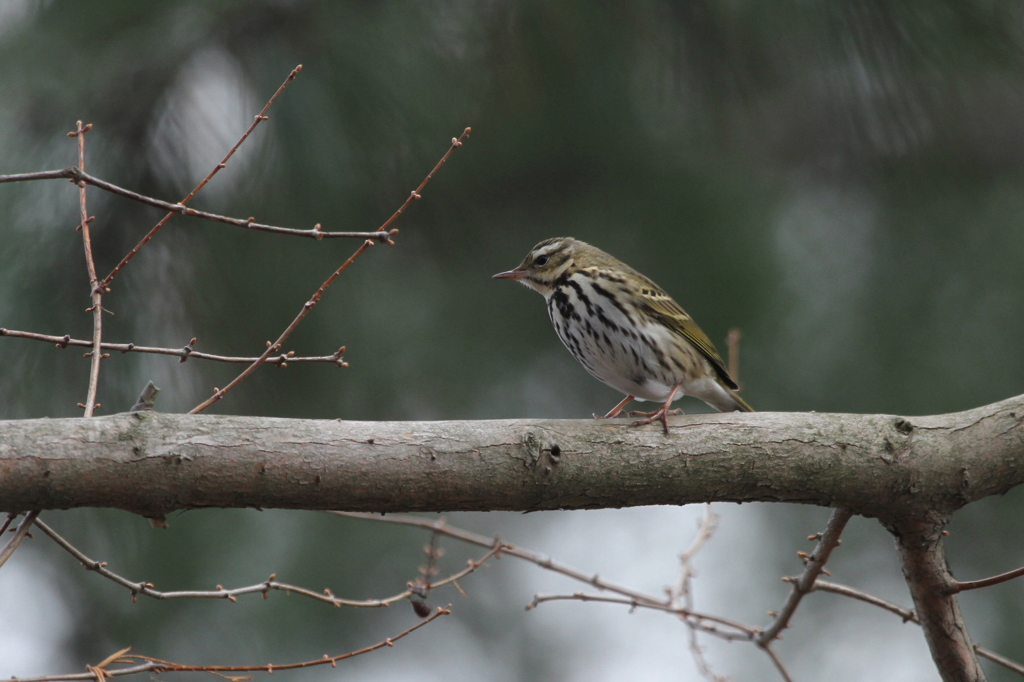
493, 237, 752, 433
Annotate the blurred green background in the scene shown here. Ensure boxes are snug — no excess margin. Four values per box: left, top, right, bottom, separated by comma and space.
1, 1, 1023, 680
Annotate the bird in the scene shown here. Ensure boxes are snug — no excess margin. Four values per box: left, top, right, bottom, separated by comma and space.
493, 237, 752, 433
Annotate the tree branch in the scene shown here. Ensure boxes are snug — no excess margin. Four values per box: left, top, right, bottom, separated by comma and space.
1, 393, 1022, 519
812, 580, 1024, 677
757, 507, 852, 644
895, 518, 984, 681
71, 121, 103, 417
187, 238, 373, 413
100, 64, 303, 289
0, 328, 347, 366
32, 516, 505, 608
12, 606, 449, 682
952, 563, 1024, 593
0, 167, 393, 243
0, 510, 39, 569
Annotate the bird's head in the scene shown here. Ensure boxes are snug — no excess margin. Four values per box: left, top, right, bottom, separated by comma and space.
492, 237, 586, 297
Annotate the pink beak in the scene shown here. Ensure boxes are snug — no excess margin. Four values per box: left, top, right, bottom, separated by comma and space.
492, 268, 527, 280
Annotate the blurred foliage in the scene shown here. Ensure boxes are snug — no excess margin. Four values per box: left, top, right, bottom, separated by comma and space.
2, 0, 1024, 679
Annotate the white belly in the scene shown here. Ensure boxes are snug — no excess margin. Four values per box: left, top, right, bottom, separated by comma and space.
545, 277, 703, 402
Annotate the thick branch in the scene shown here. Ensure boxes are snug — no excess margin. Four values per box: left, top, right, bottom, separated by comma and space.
0, 394, 1021, 519
895, 520, 984, 681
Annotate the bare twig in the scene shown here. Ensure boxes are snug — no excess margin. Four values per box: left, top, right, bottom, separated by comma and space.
526, 592, 753, 641
0, 510, 40, 570
34, 516, 503, 608
332, 512, 672, 607
375, 128, 471, 235
0, 169, 76, 183
812, 579, 918, 623
726, 328, 742, 385
11, 606, 450, 682
757, 507, 853, 645
763, 645, 795, 682
0, 328, 347, 367
670, 505, 727, 682
812, 579, 1024, 677
334, 512, 757, 637
188, 128, 471, 414
670, 504, 718, 607
0, 167, 393, 242
188, 239, 373, 413
70, 121, 103, 417
100, 65, 303, 289
975, 645, 1024, 676
411, 529, 443, 617
952, 563, 1024, 593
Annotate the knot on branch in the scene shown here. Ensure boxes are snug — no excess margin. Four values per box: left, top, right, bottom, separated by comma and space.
179, 338, 197, 363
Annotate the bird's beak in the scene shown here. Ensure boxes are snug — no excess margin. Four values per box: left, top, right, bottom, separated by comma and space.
492, 268, 527, 280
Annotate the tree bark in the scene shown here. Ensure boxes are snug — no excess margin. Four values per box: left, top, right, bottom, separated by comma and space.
894, 516, 986, 682
1, 393, 1022, 521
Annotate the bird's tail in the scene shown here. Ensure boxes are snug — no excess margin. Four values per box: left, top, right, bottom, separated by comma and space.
724, 386, 754, 412
699, 379, 755, 412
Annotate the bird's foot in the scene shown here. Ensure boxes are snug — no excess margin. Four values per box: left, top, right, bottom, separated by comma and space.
628, 407, 683, 434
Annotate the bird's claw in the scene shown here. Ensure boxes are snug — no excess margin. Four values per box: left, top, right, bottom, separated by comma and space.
629, 408, 683, 435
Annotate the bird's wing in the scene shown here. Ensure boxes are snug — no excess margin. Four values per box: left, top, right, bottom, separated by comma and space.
635, 282, 739, 390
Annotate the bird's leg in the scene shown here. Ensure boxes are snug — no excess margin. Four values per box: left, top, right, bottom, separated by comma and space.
629, 384, 683, 434
595, 395, 634, 419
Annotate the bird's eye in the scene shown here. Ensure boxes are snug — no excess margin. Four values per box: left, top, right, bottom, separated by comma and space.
534, 255, 549, 266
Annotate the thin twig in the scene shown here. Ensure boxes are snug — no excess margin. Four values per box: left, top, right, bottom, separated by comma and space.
0, 169, 75, 183
100, 65, 303, 289
671, 503, 718, 607
333, 512, 667, 605
375, 128, 471, 235
726, 328, 742, 385
0, 167, 392, 243
670, 505, 727, 682
811, 580, 918, 623
952, 563, 1024, 593
71, 121, 103, 417
0, 328, 347, 367
332, 512, 756, 636
335, 512, 1024, 681
526, 593, 753, 641
975, 645, 1024, 676
410, 529, 443, 616
812, 579, 1024, 678
763, 645, 795, 682
11, 606, 450, 682
757, 507, 853, 645
188, 239, 373, 413
33, 516, 503, 607
188, 128, 470, 414
0, 511, 40, 570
